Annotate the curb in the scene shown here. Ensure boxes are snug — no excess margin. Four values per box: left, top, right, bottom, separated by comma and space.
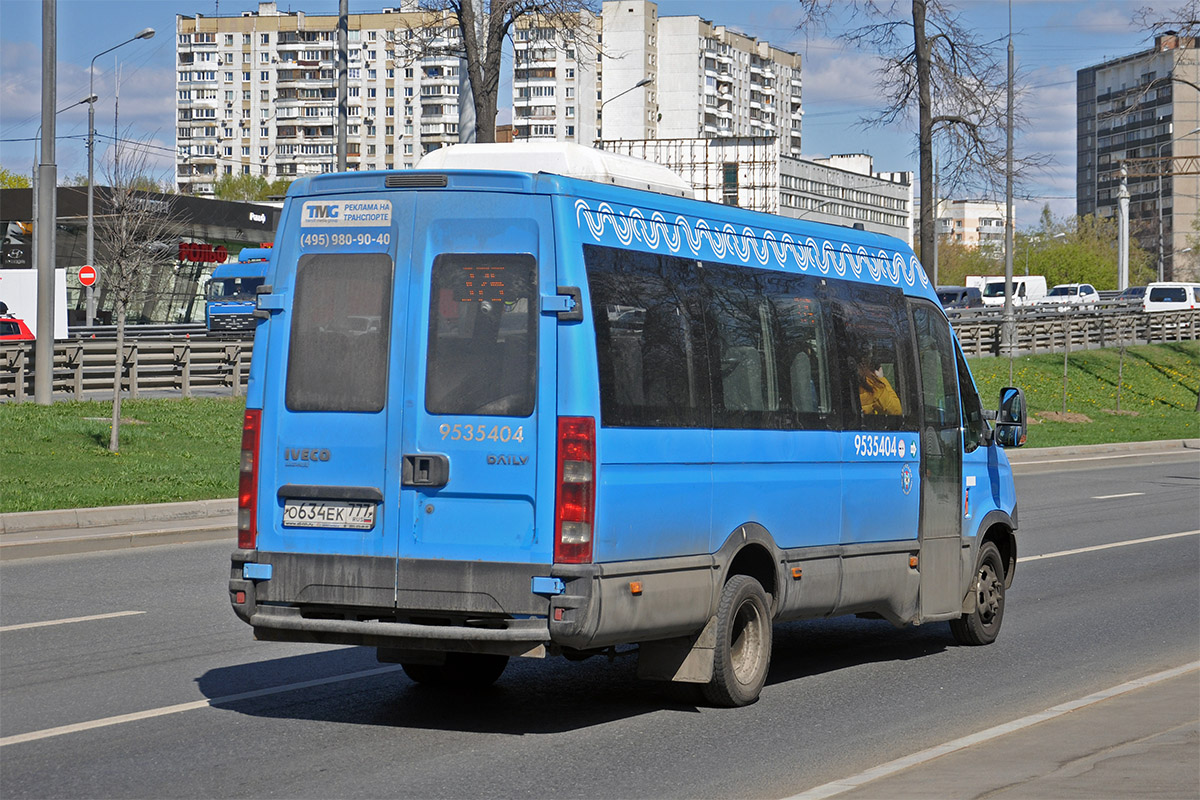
0, 498, 235, 536
1005, 438, 1199, 464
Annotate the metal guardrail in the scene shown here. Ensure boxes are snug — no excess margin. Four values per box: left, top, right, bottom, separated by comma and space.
952, 309, 1199, 357
2, 338, 251, 402
3, 311, 1197, 402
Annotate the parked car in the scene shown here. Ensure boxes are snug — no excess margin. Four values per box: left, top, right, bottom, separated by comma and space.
1115, 286, 1146, 305
977, 275, 1048, 307
1036, 283, 1100, 311
0, 314, 34, 341
936, 285, 984, 310
1142, 281, 1200, 312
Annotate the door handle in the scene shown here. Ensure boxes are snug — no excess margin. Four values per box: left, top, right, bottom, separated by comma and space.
402, 454, 449, 488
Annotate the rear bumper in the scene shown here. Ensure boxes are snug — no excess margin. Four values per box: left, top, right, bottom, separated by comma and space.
229, 549, 717, 655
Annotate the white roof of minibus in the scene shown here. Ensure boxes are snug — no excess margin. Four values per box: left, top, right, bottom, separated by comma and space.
417, 142, 696, 199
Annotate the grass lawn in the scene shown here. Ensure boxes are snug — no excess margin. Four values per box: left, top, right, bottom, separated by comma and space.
967, 341, 1199, 447
2, 397, 244, 513
1, 342, 1196, 512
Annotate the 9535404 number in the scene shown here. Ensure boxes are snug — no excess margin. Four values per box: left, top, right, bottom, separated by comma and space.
440, 423, 524, 443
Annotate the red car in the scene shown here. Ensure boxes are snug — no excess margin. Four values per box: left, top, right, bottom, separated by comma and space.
0, 315, 34, 341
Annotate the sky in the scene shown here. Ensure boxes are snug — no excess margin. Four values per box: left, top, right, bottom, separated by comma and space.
0, 0, 1182, 228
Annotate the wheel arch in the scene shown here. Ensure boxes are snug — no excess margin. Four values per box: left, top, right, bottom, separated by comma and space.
976, 510, 1017, 589
714, 522, 783, 611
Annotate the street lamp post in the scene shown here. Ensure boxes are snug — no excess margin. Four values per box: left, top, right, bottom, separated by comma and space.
598, 76, 653, 142
31, 95, 96, 281
1156, 124, 1200, 283
86, 27, 154, 326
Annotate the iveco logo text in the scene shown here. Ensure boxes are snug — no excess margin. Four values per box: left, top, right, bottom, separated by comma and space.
487, 454, 529, 466
285, 448, 331, 463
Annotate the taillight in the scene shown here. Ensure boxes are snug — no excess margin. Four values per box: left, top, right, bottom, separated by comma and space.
237, 408, 262, 550
554, 416, 595, 564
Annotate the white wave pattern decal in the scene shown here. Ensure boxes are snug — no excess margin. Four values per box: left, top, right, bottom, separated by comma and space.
573, 198, 928, 289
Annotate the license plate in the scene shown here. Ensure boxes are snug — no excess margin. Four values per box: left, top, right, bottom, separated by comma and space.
282, 499, 376, 530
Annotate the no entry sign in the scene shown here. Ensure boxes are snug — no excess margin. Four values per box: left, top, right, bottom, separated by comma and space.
78, 265, 97, 287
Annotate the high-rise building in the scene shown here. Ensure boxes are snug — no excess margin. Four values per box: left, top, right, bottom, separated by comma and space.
175, 1, 464, 195
512, 10, 602, 144
1077, 33, 1200, 280
510, 0, 802, 154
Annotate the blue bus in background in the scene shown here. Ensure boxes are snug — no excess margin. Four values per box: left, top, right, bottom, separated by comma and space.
229, 144, 1028, 706
205, 247, 271, 333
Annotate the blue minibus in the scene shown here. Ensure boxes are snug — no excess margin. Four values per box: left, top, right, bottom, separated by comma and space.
230, 144, 1027, 706
205, 247, 271, 333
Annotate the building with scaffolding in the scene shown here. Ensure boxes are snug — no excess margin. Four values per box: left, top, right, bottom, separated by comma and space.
601, 138, 912, 244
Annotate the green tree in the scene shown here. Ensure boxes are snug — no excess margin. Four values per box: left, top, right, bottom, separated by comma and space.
1020, 213, 1154, 289
0, 166, 31, 189
213, 173, 292, 201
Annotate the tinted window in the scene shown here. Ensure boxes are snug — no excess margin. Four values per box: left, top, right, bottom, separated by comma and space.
286, 253, 393, 412
704, 263, 835, 430
586, 245, 709, 428
425, 253, 537, 417
831, 282, 916, 432
1149, 286, 1187, 302
956, 345, 986, 453
911, 303, 961, 432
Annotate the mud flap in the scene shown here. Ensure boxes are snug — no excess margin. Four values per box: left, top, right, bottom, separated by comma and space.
636, 616, 718, 683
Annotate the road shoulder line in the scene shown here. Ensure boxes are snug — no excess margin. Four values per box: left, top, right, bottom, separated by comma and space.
784, 661, 1200, 800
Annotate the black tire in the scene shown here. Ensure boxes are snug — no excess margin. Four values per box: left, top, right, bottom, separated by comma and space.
702, 575, 772, 707
950, 541, 1006, 646
401, 653, 509, 688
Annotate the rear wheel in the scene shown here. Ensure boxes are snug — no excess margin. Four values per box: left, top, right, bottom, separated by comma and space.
950, 542, 1005, 646
702, 575, 772, 707
401, 653, 509, 688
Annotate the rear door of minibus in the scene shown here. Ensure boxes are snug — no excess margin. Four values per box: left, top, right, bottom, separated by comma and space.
393, 190, 557, 573
255, 192, 411, 603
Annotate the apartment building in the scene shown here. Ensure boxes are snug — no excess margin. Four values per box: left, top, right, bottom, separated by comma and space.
604, 138, 913, 244
511, 0, 803, 155
928, 199, 1006, 249
1078, 33, 1200, 280
512, 10, 601, 144
176, 1, 464, 195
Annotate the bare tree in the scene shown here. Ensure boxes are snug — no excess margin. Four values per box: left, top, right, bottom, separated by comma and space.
395, 0, 598, 143
94, 139, 185, 452
796, 0, 1049, 260
1135, 1, 1200, 37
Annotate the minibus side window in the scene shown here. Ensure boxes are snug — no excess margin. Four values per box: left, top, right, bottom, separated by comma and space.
585, 245, 710, 428
286, 253, 393, 413
911, 304, 962, 432
831, 283, 916, 432
956, 345, 987, 453
425, 253, 537, 417
703, 262, 835, 430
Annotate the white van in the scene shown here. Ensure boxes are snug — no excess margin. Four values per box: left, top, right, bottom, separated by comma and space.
979, 276, 1047, 307
1142, 282, 1200, 312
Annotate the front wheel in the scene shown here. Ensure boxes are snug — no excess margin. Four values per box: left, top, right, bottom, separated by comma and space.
401, 653, 509, 688
949, 541, 1006, 646
702, 575, 772, 707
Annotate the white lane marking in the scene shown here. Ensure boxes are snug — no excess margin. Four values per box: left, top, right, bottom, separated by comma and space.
1091, 492, 1146, 500
785, 661, 1200, 800
1019, 530, 1199, 563
0, 665, 406, 748
0, 611, 146, 633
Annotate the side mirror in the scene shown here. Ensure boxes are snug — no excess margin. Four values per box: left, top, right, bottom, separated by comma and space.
995, 386, 1027, 448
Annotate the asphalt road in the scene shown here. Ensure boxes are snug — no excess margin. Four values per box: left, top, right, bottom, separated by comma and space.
1, 454, 1197, 799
